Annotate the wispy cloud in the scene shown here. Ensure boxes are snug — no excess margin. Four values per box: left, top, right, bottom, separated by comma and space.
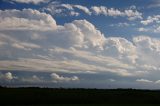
4, 0, 50, 4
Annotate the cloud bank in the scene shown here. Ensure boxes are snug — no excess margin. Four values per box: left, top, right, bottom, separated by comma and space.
0, 9, 160, 79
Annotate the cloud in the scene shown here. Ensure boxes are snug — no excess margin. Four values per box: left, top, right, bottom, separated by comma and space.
42, 3, 91, 16
61, 4, 91, 15
155, 80, 160, 84
136, 79, 160, 84
50, 73, 79, 83
41, 2, 142, 20
136, 79, 153, 83
140, 15, 160, 33
138, 27, 149, 32
69, 11, 79, 16
21, 75, 44, 83
73, 5, 91, 15
5, 0, 50, 4
61, 4, 74, 10
91, 6, 142, 20
141, 15, 160, 25
60, 4, 91, 15
110, 22, 130, 27
154, 26, 160, 33
0, 9, 57, 31
0, 72, 17, 81
1, 9, 160, 79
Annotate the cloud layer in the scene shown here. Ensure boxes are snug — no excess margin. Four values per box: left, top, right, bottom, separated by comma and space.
0, 8, 160, 83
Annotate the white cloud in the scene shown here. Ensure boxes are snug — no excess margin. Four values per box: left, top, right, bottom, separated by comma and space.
0, 72, 17, 80
136, 79, 153, 83
7, 0, 50, 4
91, 6, 121, 16
1, 9, 160, 78
61, 4, 91, 15
5, 72, 14, 80
42, 3, 91, 16
110, 22, 130, 27
136, 79, 160, 84
69, 11, 79, 16
133, 36, 160, 69
124, 9, 142, 20
0, 9, 57, 31
73, 5, 91, 15
155, 80, 160, 84
141, 15, 160, 25
42, 3, 142, 20
139, 15, 160, 34
138, 27, 149, 32
91, 6, 142, 20
50, 73, 79, 83
61, 4, 74, 10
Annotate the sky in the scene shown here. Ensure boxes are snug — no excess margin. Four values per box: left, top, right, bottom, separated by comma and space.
1, 0, 160, 89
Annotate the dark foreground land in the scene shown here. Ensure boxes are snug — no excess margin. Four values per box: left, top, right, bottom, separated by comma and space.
1, 87, 160, 105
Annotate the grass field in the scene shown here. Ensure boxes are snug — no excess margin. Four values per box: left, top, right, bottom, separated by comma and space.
1, 87, 160, 105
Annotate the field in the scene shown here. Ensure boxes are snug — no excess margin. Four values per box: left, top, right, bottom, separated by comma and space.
1, 87, 160, 105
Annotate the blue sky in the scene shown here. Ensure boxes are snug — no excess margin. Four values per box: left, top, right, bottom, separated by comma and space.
1, 0, 160, 89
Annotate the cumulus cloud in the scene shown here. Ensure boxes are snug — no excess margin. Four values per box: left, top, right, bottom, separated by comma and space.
0, 72, 17, 81
141, 15, 160, 25
136, 79, 153, 83
91, 6, 142, 20
69, 11, 79, 16
41, 2, 142, 20
1, 9, 160, 79
42, 3, 91, 16
0, 9, 57, 31
60, 4, 91, 15
5, 0, 50, 4
50, 73, 79, 83
133, 36, 160, 67
140, 15, 160, 34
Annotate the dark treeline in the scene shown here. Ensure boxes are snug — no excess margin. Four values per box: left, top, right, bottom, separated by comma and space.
1, 86, 160, 105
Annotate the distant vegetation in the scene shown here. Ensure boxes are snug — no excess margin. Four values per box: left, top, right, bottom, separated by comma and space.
1, 86, 160, 105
